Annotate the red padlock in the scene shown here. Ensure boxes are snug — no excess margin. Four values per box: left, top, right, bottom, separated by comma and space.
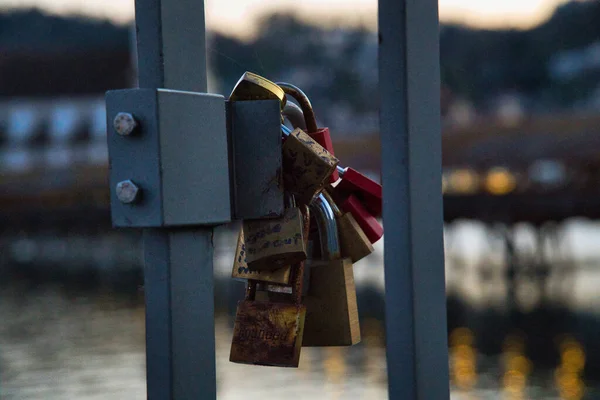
308, 127, 339, 182
336, 167, 382, 217
339, 194, 383, 244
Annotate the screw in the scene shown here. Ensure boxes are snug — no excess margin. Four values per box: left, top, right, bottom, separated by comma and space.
113, 112, 138, 136
116, 180, 140, 204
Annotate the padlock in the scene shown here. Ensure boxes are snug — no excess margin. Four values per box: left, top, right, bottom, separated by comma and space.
276, 82, 318, 133
281, 127, 339, 205
334, 191, 384, 244
229, 276, 306, 367
229, 71, 286, 108
309, 127, 339, 182
231, 227, 291, 285
243, 195, 307, 271
277, 82, 339, 182
335, 166, 383, 217
302, 194, 360, 347
230, 206, 310, 367
321, 190, 374, 263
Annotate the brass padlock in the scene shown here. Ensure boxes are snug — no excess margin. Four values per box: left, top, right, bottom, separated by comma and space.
230, 206, 310, 367
243, 195, 307, 271
231, 227, 292, 285
229, 71, 286, 108
322, 189, 374, 263
302, 194, 361, 347
282, 127, 339, 206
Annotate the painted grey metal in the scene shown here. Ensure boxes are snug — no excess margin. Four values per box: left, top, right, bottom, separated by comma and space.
167, 229, 215, 399
142, 230, 174, 400
378, 0, 450, 399
107, 89, 162, 227
158, 90, 230, 225
135, 0, 207, 92
132, 0, 217, 399
107, 89, 231, 227
228, 99, 284, 220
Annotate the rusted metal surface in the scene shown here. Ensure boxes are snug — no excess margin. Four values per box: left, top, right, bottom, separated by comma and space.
276, 83, 318, 133
282, 128, 338, 206
229, 301, 306, 368
230, 205, 309, 368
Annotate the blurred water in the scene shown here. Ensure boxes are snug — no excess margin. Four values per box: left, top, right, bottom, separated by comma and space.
2, 222, 600, 399
0, 285, 569, 400
0, 285, 389, 399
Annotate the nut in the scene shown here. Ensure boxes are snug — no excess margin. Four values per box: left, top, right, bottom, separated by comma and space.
113, 112, 138, 136
116, 180, 140, 204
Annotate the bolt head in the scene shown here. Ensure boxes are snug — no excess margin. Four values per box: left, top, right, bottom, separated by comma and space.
116, 180, 140, 204
113, 112, 138, 136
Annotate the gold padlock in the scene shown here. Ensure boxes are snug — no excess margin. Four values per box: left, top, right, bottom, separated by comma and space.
322, 189, 374, 263
231, 227, 291, 285
302, 194, 360, 346
243, 195, 307, 271
303, 258, 360, 347
229, 71, 286, 108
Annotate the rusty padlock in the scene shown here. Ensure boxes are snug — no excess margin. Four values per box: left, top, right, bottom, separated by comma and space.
230, 206, 310, 367
302, 194, 360, 347
281, 125, 338, 206
243, 195, 307, 272
322, 190, 374, 263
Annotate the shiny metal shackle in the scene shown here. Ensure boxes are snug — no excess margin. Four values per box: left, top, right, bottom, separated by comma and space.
309, 193, 341, 261
282, 101, 307, 131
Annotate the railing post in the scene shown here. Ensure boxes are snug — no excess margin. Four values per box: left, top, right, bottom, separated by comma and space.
378, 0, 450, 398
134, 0, 216, 399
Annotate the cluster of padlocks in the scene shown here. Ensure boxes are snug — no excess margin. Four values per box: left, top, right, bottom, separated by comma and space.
227, 72, 384, 368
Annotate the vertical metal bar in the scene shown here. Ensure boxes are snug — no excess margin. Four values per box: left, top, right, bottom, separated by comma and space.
378, 0, 450, 398
135, 0, 216, 399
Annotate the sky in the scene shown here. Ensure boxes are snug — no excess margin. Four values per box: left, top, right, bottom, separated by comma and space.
0, 0, 573, 38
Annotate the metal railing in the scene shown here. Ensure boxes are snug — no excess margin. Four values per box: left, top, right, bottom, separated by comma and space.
126, 0, 449, 398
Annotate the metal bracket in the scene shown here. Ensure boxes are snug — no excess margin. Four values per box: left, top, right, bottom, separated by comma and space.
227, 99, 284, 220
106, 89, 283, 227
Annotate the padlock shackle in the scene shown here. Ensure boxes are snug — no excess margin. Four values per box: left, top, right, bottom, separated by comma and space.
282, 102, 307, 131
276, 82, 318, 133
321, 189, 342, 218
310, 193, 341, 261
